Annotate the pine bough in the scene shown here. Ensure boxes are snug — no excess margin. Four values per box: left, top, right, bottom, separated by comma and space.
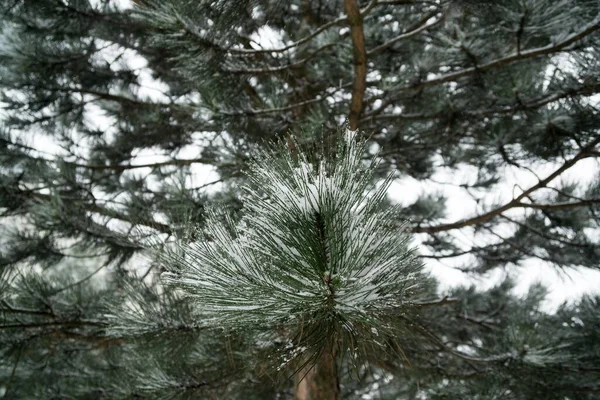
161, 130, 424, 367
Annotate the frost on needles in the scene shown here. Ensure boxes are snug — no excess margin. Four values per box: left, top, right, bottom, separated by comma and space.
161, 129, 424, 363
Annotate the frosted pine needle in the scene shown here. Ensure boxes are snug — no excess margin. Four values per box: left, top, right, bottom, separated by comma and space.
161, 129, 424, 362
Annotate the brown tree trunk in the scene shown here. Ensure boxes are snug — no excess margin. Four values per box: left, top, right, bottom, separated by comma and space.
344, 0, 367, 130
294, 349, 339, 400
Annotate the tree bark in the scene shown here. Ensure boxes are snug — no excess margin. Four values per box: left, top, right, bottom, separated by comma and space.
294, 348, 339, 400
344, 0, 367, 130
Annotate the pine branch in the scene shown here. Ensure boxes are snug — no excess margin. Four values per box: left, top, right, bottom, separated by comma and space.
366, 17, 600, 117
413, 136, 600, 233
499, 215, 594, 250
160, 131, 424, 370
364, 83, 600, 122
2, 139, 226, 172
29, 192, 172, 234
413, 16, 600, 89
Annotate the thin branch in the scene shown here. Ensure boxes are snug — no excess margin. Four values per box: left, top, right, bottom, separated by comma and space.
482, 225, 557, 264
515, 199, 600, 211
362, 111, 443, 122
499, 214, 594, 249
30, 192, 172, 234
377, 0, 437, 5
3, 144, 223, 174
368, 8, 446, 55
414, 296, 458, 307
516, 12, 527, 55
472, 83, 600, 116
405, 316, 514, 363
4, 136, 230, 172
456, 314, 499, 330
48, 330, 125, 347
219, 94, 329, 116
52, 263, 110, 294
229, 0, 377, 55
67, 157, 212, 172
3, 343, 25, 397
22, 85, 160, 106
418, 249, 474, 259
0, 320, 106, 330
225, 43, 339, 74
191, 178, 223, 191
230, 17, 346, 55
0, 137, 59, 157
0, 301, 54, 317
412, 136, 600, 233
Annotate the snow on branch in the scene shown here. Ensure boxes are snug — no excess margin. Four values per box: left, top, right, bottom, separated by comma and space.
160, 129, 424, 362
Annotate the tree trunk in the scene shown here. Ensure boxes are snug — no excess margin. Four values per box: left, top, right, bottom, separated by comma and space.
344, 0, 367, 130
294, 349, 339, 400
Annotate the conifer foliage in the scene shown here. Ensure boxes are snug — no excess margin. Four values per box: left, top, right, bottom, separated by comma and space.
1, 0, 600, 398
161, 130, 422, 371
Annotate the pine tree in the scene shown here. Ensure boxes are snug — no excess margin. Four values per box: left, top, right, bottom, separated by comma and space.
1, 0, 600, 398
